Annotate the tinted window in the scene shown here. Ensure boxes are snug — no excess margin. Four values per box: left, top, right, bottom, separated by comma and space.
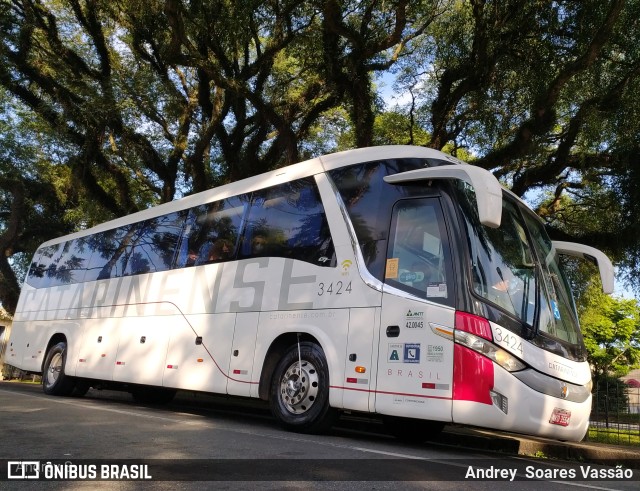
329, 159, 436, 279
239, 178, 335, 266
46, 237, 93, 287
84, 229, 121, 282
26, 177, 335, 288
80, 226, 129, 281
522, 211, 581, 345
386, 198, 454, 306
90, 223, 143, 280
123, 212, 187, 276
26, 250, 42, 287
456, 184, 538, 326
26, 245, 56, 288
176, 197, 246, 267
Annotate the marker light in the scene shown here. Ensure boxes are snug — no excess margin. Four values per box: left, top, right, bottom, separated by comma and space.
355, 366, 366, 374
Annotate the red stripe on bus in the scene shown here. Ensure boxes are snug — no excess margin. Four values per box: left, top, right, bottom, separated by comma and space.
329, 385, 452, 400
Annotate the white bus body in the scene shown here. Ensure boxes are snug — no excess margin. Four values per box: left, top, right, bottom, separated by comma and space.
8, 146, 613, 441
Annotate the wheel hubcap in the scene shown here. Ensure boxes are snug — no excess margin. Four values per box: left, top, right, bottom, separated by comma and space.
45, 353, 62, 387
279, 360, 319, 414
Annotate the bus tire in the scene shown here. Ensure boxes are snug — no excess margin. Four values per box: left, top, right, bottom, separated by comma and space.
269, 341, 337, 434
42, 342, 76, 396
383, 415, 445, 443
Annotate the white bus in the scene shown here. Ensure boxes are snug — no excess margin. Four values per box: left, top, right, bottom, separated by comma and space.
7, 146, 613, 442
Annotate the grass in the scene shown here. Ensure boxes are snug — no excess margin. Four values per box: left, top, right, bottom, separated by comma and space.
587, 428, 640, 446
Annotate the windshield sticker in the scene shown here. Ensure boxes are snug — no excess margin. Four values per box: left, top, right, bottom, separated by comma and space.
427, 283, 448, 298
551, 300, 561, 320
385, 258, 399, 279
399, 271, 422, 282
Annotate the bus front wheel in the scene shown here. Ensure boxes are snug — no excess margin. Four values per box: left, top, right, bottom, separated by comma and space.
42, 341, 76, 396
269, 342, 336, 433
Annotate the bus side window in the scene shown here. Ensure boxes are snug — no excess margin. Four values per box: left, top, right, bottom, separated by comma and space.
175, 197, 245, 268
25, 250, 44, 288
239, 178, 335, 266
99, 223, 143, 279
122, 212, 186, 276
46, 238, 93, 286
385, 199, 453, 306
84, 226, 134, 281
142, 212, 186, 273
26, 244, 59, 288
37, 240, 91, 288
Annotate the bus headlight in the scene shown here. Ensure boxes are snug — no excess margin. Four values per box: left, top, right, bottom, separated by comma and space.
494, 349, 525, 372
454, 330, 526, 372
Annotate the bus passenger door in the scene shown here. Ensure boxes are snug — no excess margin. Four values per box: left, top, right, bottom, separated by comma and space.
375, 198, 455, 422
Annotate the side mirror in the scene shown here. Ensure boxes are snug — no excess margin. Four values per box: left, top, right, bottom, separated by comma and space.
552, 241, 614, 294
384, 164, 503, 228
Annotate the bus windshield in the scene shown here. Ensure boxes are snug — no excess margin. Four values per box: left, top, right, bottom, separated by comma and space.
457, 183, 583, 351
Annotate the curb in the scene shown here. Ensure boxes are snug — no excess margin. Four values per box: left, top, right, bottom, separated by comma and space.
439, 425, 640, 469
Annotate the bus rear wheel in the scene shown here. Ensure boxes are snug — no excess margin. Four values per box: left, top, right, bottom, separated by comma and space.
269, 341, 336, 433
42, 341, 76, 396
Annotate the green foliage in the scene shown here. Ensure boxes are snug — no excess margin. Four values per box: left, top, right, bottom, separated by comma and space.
579, 283, 640, 378
591, 375, 631, 414
0, 89, 75, 311
1, 0, 640, 312
373, 112, 431, 147
392, 0, 640, 291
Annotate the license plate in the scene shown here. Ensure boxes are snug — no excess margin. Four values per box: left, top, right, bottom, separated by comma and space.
549, 408, 571, 427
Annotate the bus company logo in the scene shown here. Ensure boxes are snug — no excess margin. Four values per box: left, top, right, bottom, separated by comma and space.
8, 461, 40, 479
548, 360, 578, 379
405, 310, 424, 318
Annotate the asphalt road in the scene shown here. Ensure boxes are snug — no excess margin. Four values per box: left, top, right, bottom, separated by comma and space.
0, 381, 637, 490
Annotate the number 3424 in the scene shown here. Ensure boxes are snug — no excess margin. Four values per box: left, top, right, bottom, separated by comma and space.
317, 281, 352, 296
